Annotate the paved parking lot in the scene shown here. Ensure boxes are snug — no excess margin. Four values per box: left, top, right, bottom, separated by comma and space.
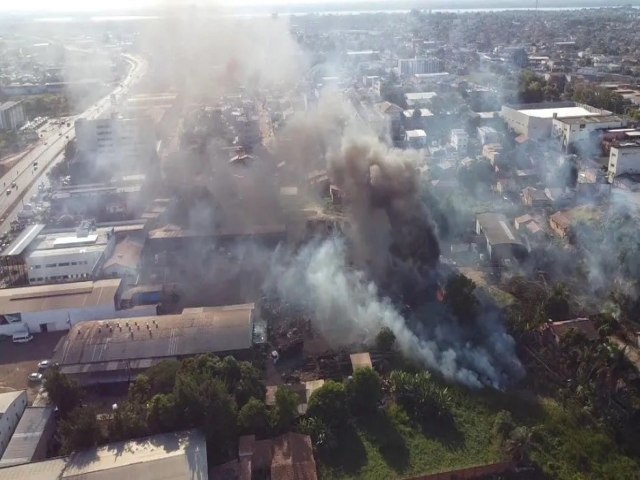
0, 332, 65, 402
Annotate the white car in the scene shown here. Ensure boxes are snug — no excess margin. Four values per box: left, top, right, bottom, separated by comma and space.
28, 372, 43, 383
37, 360, 51, 370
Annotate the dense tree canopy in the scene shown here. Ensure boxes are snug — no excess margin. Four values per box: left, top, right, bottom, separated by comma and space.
307, 380, 349, 429
44, 367, 83, 418
444, 274, 480, 323
346, 367, 383, 416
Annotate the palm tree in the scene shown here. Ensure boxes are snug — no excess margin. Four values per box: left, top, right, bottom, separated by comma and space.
504, 426, 537, 465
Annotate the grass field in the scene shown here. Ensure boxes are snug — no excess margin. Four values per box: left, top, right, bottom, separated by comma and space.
318, 388, 503, 480
317, 384, 640, 480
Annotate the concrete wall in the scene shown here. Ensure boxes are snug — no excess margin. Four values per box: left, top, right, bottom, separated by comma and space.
0, 303, 158, 336
0, 392, 27, 457
26, 247, 109, 285
553, 117, 625, 149
403, 462, 513, 480
609, 145, 640, 181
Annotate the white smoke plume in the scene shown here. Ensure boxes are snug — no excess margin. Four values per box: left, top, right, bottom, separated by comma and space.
269, 236, 523, 389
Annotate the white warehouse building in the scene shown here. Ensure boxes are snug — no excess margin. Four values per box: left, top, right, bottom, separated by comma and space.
608, 142, 640, 182
0, 278, 156, 336
501, 102, 611, 140
0, 391, 27, 458
24, 223, 117, 285
552, 114, 625, 151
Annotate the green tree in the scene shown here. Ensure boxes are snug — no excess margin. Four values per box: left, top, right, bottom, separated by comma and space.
346, 367, 382, 416
271, 386, 300, 432
492, 410, 515, 446
237, 397, 270, 436
307, 380, 349, 429
44, 367, 83, 418
109, 402, 149, 442
59, 407, 102, 454
375, 326, 396, 351
234, 362, 266, 407
298, 416, 337, 452
444, 274, 479, 323
144, 359, 180, 395
389, 370, 451, 424
129, 374, 151, 404
147, 393, 182, 433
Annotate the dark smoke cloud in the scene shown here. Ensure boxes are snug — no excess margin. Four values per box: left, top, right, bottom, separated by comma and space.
265, 113, 523, 388
328, 135, 440, 298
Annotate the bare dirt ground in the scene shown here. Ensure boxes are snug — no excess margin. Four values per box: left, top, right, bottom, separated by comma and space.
0, 332, 65, 402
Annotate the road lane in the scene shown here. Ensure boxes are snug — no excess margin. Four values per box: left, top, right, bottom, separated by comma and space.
0, 54, 147, 234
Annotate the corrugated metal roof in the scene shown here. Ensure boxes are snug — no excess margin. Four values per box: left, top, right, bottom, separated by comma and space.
476, 213, 523, 247
54, 304, 255, 367
0, 407, 54, 467
0, 279, 121, 315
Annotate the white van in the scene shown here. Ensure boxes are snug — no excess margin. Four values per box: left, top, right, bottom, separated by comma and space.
12, 332, 33, 344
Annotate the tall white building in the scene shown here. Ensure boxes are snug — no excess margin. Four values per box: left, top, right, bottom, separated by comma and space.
0, 101, 26, 131
75, 117, 156, 170
398, 58, 443, 76
451, 129, 469, 153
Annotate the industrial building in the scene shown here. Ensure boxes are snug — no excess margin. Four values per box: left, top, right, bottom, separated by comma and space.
23, 223, 116, 285
0, 101, 26, 130
607, 142, 640, 181
0, 278, 156, 336
52, 304, 256, 386
501, 102, 612, 140
552, 114, 625, 151
0, 407, 55, 467
404, 91, 437, 108
0, 430, 207, 480
398, 58, 442, 76
50, 182, 144, 220
1, 222, 147, 287
0, 391, 27, 458
475, 213, 527, 262
74, 117, 157, 174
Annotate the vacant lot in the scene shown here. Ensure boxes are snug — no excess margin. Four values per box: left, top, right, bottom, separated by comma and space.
0, 332, 65, 402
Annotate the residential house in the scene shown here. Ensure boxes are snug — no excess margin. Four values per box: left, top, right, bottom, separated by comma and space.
522, 187, 551, 208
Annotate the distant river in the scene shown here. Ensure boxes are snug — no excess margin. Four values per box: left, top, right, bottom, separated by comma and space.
29, 6, 631, 23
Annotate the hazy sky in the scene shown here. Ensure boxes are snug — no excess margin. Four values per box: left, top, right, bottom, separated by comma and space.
0, 0, 378, 13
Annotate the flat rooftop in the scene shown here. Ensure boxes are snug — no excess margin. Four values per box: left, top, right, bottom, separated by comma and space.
0, 458, 67, 480
63, 431, 206, 480
518, 107, 600, 119
405, 92, 437, 100
0, 407, 54, 467
0, 390, 23, 414
558, 115, 622, 125
0, 279, 121, 315
477, 212, 523, 247
53, 304, 255, 367
0, 431, 206, 480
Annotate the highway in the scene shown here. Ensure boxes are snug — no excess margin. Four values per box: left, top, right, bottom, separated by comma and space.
0, 54, 147, 236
